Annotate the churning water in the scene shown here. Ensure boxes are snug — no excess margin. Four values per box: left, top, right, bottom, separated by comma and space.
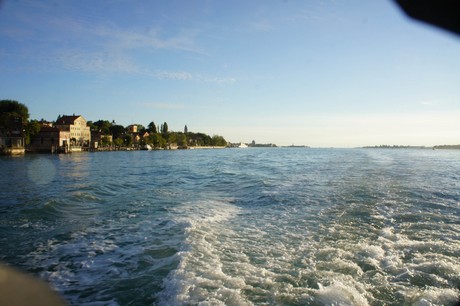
1, 148, 459, 305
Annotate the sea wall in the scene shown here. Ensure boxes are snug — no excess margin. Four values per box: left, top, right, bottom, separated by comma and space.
0, 147, 25, 155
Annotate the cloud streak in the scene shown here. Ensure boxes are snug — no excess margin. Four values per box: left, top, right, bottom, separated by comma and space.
151, 70, 236, 84
152, 71, 194, 81
87, 25, 206, 55
2, 7, 213, 72
51, 48, 236, 83
2, 13, 237, 83
55, 50, 139, 74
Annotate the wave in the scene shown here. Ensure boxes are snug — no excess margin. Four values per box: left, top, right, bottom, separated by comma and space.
156, 199, 248, 305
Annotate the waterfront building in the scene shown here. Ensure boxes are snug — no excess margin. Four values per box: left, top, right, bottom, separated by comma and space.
28, 126, 70, 153
54, 115, 91, 148
133, 131, 149, 143
0, 115, 25, 155
91, 130, 113, 149
127, 125, 138, 133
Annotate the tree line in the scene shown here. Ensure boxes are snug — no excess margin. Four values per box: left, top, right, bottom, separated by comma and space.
88, 119, 227, 149
1, 100, 227, 149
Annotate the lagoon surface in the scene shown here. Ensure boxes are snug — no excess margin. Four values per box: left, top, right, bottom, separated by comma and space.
1, 148, 459, 305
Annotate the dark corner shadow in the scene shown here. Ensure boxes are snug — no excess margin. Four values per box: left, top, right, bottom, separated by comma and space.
0, 264, 67, 306
394, 0, 460, 36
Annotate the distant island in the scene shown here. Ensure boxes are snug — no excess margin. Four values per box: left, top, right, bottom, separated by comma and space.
362, 145, 428, 149
282, 145, 310, 148
248, 140, 277, 147
363, 144, 460, 150
433, 145, 460, 150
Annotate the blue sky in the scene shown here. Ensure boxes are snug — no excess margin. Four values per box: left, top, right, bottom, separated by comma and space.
1, 0, 459, 147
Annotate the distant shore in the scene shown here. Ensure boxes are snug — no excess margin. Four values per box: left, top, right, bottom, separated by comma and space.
188, 146, 226, 149
363, 144, 460, 150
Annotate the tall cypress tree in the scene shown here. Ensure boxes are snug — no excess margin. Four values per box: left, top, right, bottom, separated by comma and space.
161, 122, 168, 134
148, 121, 157, 133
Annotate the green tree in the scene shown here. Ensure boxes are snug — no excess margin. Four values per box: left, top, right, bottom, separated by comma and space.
190, 132, 212, 146
0, 100, 29, 123
136, 124, 146, 133
177, 132, 187, 148
87, 120, 94, 131
144, 134, 153, 145
93, 120, 112, 134
168, 132, 177, 145
148, 121, 157, 133
101, 136, 112, 146
110, 125, 125, 139
24, 119, 41, 144
149, 133, 166, 149
113, 138, 123, 148
123, 134, 133, 147
161, 122, 168, 134
0, 100, 38, 145
211, 135, 227, 146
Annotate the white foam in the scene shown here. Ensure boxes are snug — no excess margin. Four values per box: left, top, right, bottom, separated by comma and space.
169, 199, 240, 224
314, 281, 369, 306
157, 199, 249, 305
380, 227, 395, 239
362, 245, 385, 260
401, 287, 460, 306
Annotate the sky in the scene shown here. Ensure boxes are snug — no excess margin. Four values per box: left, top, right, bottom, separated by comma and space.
1, 0, 459, 147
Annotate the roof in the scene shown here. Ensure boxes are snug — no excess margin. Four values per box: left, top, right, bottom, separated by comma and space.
55, 115, 82, 125
40, 126, 60, 132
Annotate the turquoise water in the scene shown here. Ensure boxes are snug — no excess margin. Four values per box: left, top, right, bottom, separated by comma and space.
1, 148, 459, 305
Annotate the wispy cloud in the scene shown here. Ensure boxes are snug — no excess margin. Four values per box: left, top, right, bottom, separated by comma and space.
10, 9, 205, 55
150, 70, 236, 84
55, 50, 140, 74
87, 25, 206, 55
2, 15, 235, 82
152, 70, 194, 81
2, 9, 206, 68
1, 5, 239, 83
195, 75, 236, 84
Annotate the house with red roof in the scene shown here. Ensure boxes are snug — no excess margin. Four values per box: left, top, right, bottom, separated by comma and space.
54, 115, 91, 148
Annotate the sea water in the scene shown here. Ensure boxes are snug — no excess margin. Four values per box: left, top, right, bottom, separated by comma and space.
0, 148, 459, 305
